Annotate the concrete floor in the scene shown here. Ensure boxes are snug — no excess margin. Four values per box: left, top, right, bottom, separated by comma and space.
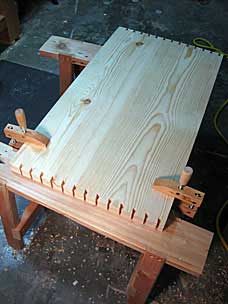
0, 0, 228, 303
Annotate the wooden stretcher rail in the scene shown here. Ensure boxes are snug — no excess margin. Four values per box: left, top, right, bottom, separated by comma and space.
0, 164, 213, 276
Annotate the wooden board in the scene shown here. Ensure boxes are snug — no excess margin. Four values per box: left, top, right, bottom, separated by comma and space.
10, 27, 222, 230
0, 164, 213, 276
0, 142, 16, 165
0, 0, 20, 44
39, 35, 101, 66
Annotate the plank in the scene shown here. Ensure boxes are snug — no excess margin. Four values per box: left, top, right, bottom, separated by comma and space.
39, 35, 101, 66
0, 142, 16, 164
0, 0, 20, 43
0, 164, 213, 276
0, 14, 6, 32
10, 27, 222, 230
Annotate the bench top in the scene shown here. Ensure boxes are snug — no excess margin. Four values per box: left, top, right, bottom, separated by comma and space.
11, 27, 222, 230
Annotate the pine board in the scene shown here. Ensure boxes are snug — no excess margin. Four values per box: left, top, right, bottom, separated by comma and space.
10, 27, 222, 230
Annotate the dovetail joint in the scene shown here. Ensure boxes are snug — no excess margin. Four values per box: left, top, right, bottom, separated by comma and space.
29, 168, 33, 179
72, 185, 76, 197
95, 194, 99, 206
61, 180, 65, 193
107, 199, 111, 210
50, 176, 54, 189
143, 213, 148, 224
119, 203, 124, 215
84, 190, 87, 201
19, 164, 23, 176
131, 208, 136, 220
40, 172, 44, 184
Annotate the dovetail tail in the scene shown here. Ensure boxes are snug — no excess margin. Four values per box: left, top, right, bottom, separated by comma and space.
131, 208, 136, 220
107, 199, 111, 210
19, 164, 23, 176
171, 40, 173, 43
84, 190, 87, 201
95, 194, 99, 206
40, 172, 44, 184
72, 185, 76, 197
61, 180, 65, 193
119, 203, 124, 215
143, 213, 148, 224
29, 168, 33, 179
156, 218, 161, 229
50, 176, 54, 189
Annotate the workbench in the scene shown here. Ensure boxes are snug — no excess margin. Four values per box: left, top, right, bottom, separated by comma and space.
0, 27, 222, 303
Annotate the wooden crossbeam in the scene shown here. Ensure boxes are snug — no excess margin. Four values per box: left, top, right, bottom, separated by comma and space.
39, 35, 101, 95
39, 35, 101, 66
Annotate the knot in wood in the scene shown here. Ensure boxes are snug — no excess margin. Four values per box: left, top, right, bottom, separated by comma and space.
81, 98, 91, 105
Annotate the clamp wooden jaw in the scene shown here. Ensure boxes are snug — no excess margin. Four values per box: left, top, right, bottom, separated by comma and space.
4, 108, 50, 149
152, 167, 205, 218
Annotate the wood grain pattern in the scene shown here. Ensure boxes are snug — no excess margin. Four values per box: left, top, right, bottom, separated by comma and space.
0, 164, 213, 276
0, 142, 16, 164
11, 27, 222, 229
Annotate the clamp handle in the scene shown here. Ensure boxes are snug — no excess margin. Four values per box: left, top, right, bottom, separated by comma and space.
15, 108, 27, 133
179, 166, 193, 188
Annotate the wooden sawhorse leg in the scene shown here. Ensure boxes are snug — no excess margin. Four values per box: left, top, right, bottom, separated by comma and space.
0, 183, 24, 249
127, 252, 165, 304
59, 53, 73, 96
59, 53, 85, 96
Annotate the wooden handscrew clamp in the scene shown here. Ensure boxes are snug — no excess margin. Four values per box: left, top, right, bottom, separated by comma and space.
152, 167, 205, 218
4, 108, 50, 149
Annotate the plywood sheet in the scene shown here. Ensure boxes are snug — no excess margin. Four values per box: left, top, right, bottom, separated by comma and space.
10, 27, 222, 230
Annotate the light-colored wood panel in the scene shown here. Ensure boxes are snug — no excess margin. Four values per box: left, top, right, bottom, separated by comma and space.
11, 27, 222, 230
0, 164, 213, 276
39, 35, 101, 66
0, 142, 16, 164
